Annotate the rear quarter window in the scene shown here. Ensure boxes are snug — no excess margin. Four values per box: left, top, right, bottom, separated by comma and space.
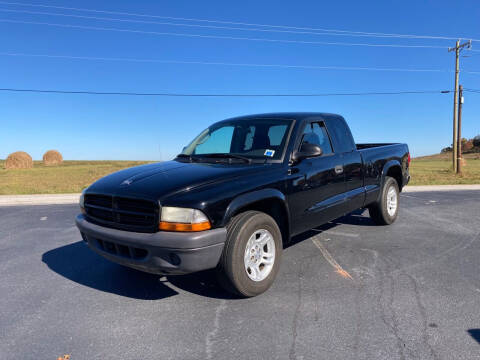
326, 118, 355, 153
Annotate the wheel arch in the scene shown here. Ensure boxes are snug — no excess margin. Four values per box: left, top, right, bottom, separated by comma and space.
222, 189, 291, 244
382, 160, 403, 191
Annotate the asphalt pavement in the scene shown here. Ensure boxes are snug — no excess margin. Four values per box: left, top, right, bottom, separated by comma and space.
1, 190, 479, 360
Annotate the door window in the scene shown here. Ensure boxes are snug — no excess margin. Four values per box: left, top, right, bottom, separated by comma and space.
300, 122, 333, 155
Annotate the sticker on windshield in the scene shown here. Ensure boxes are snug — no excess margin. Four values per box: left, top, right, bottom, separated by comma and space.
264, 149, 275, 157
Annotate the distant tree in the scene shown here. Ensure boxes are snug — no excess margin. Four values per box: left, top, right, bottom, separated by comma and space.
473, 135, 480, 147
441, 135, 480, 154
463, 139, 474, 152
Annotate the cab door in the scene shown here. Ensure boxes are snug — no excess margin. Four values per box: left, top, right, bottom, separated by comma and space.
288, 121, 346, 235
323, 117, 365, 213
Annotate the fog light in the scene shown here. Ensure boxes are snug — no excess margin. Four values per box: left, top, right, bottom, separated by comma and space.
169, 253, 181, 266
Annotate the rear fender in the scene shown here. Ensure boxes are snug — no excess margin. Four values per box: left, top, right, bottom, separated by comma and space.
381, 160, 403, 190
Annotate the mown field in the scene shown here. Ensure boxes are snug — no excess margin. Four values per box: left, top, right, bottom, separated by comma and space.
409, 152, 480, 185
0, 160, 152, 195
0, 154, 479, 194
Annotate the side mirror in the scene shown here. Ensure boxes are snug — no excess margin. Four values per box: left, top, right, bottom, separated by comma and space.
292, 143, 323, 163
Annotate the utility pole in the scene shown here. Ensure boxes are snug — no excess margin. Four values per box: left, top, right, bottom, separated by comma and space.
457, 85, 464, 174
448, 40, 471, 173
451, 40, 459, 173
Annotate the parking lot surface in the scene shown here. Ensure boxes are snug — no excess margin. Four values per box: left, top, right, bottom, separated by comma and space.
1, 190, 479, 360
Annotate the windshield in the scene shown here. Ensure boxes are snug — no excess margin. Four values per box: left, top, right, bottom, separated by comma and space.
180, 118, 293, 161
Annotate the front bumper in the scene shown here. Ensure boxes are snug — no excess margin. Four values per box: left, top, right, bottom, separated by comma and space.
75, 214, 226, 275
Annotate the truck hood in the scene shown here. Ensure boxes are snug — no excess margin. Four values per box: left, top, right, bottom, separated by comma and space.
86, 160, 275, 200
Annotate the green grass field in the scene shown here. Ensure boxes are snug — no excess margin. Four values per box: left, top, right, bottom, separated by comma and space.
0, 154, 479, 195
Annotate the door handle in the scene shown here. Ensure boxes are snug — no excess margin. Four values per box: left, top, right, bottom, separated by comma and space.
335, 165, 344, 174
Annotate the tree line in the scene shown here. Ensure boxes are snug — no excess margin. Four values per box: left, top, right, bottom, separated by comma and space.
441, 135, 480, 154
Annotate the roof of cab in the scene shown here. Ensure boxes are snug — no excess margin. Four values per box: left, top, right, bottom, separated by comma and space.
220, 112, 344, 123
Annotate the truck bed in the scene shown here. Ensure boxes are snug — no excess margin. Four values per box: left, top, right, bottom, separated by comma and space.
356, 143, 399, 150
355, 142, 410, 193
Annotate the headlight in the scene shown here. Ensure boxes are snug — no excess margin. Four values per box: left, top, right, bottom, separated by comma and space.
79, 191, 86, 213
159, 207, 211, 232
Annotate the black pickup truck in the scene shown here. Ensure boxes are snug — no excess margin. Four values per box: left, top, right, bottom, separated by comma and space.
76, 113, 409, 297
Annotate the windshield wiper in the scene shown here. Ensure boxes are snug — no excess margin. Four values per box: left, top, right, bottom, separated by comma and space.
199, 153, 252, 164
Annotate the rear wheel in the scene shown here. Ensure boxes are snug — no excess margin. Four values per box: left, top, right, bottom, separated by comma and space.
216, 211, 282, 297
368, 176, 399, 225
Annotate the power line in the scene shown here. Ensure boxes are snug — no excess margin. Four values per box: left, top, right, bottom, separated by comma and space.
0, 88, 452, 97
0, 8, 474, 42
0, 19, 450, 49
0, 52, 462, 73
0, 8, 426, 38
4, 52, 480, 75
1, 0, 478, 42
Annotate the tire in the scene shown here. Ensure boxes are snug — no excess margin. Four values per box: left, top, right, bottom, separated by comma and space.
368, 176, 400, 225
216, 210, 283, 297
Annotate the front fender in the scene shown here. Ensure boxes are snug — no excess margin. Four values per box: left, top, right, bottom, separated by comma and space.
221, 188, 289, 227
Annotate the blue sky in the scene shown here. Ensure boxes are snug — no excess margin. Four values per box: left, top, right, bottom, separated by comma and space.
1, 0, 479, 160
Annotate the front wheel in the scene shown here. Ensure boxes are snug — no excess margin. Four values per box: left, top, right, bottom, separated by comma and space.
216, 211, 282, 297
368, 176, 400, 225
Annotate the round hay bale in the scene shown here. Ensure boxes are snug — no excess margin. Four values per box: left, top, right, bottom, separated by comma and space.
5, 151, 33, 169
43, 150, 63, 166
